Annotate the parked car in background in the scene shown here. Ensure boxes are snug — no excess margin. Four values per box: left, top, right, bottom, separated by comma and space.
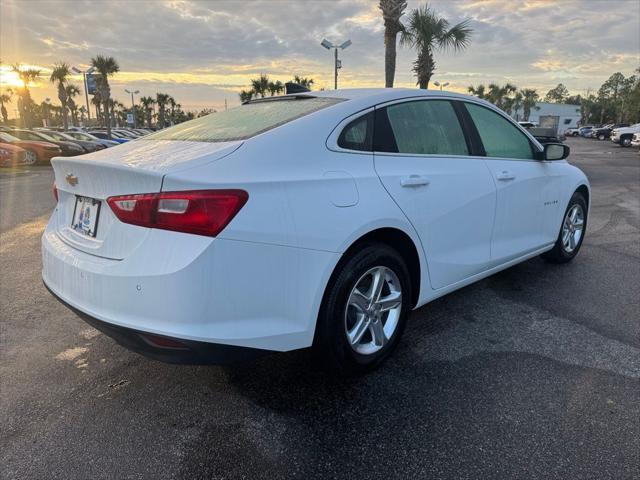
0, 131, 62, 164
591, 123, 629, 141
611, 123, 640, 147
565, 127, 580, 136
43, 88, 590, 374
0, 141, 28, 167
65, 131, 120, 148
41, 130, 105, 153
631, 133, 640, 148
579, 126, 595, 137
113, 128, 141, 139
89, 131, 130, 144
10, 129, 84, 156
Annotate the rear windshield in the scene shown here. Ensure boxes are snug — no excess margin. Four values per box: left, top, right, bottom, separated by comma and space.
144, 97, 342, 142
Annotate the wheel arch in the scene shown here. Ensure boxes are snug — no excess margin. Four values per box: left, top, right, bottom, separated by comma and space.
575, 183, 590, 210
331, 227, 423, 309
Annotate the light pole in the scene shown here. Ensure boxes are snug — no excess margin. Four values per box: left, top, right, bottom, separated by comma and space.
72, 66, 95, 121
125, 89, 140, 128
321, 38, 352, 89
433, 81, 449, 91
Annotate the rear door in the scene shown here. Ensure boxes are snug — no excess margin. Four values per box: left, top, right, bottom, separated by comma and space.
373, 99, 496, 290
462, 102, 562, 264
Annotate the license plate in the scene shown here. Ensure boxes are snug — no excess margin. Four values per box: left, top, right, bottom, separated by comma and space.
72, 196, 101, 237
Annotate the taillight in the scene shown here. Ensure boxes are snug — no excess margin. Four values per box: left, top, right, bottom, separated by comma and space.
107, 189, 248, 237
53, 183, 58, 202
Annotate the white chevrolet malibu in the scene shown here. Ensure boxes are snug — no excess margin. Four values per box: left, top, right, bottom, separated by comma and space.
43, 89, 590, 373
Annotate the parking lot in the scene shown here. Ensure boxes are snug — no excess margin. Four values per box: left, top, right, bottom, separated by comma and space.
1, 137, 638, 479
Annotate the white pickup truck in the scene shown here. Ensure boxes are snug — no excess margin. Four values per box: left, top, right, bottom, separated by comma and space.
611, 123, 640, 147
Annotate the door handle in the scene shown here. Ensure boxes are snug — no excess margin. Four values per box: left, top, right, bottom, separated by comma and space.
400, 175, 430, 187
496, 171, 516, 181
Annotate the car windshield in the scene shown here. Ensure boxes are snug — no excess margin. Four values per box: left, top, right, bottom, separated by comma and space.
33, 132, 57, 142
0, 132, 20, 143
45, 131, 73, 141
75, 133, 95, 140
144, 96, 343, 142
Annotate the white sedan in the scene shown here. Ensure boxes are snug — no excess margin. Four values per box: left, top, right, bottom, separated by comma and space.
42, 88, 590, 374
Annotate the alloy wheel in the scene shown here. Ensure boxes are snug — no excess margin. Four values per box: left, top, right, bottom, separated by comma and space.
24, 150, 37, 165
561, 204, 585, 253
344, 266, 402, 356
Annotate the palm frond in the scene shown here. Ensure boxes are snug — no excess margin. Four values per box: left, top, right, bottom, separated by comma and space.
437, 19, 472, 52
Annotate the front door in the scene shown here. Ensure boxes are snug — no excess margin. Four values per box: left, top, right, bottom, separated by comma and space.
463, 102, 562, 264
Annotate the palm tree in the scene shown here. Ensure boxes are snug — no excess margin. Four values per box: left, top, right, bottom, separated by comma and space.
401, 4, 472, 89
486, 83, 517, 111
510, 91, 523, 120
251, 74, 270, 98
520, 88, 539, 121
12, 64, 40, 127
239, 90, 254, 103
293, 76, 314, 89
49, 62, 72, 130
0, 89, 12, 125
90, 55, 120, 138
267, 80, 284, 96
78, 105, 88, 123
65, 84, 81, 126
91, 92, 103, 125
379, 0, 407, 88
139, 96, 155, 127
156, 93, 170, 128
167, 95, 177, 125
467, 84, 487, 100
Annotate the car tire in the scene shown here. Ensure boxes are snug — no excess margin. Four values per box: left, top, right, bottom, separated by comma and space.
542, 191, 587, 264
313, 243, 412, 375
598, 134, 605, 141
621, 136, 632, 147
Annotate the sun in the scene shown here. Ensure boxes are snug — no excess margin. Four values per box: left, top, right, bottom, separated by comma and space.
0, 64, 46, 89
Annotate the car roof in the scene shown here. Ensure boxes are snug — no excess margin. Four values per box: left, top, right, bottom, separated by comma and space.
306, 88, 468, 102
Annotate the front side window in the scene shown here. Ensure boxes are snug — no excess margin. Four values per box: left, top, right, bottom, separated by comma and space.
377, 100, 469, 156
465, 103, 534, 160
145, 97, 342, 143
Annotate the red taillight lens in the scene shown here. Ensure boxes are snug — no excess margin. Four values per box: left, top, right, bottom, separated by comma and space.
53, 183, 58, 202
107, 189, 248, 237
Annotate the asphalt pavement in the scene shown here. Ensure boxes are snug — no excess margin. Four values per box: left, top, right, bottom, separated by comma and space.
1, 137, 638, 480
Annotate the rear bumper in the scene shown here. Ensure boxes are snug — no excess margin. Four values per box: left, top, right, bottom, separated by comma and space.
44, 281, 270, 364
42, 211, 339, 354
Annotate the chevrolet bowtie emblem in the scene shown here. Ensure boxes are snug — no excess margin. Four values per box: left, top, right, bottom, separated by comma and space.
66, 174, 78, 186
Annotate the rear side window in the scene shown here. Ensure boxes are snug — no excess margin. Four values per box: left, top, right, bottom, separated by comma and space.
338, 112, 373, 151
376, 100, 469, 156
144, 97, 342, 143
465, 103, 534, 160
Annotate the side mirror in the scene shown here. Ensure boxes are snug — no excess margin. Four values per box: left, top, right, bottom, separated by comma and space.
542, 143, 570, 161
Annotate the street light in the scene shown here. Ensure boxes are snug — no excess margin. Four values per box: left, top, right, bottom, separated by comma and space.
433, 81, 449, 91
124, 89, 140, 128
72, 66, 96, 122
320, 38, 352, 90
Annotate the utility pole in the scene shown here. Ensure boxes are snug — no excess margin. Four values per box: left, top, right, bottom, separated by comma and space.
72, 66, 95, 122
125, 89, 140, 128
321, 39, 352, 90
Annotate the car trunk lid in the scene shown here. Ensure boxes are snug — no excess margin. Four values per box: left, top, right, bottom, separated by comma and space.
51, 139, 242, 260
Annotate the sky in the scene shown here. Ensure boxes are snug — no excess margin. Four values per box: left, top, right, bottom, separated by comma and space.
0, 0, 638, 116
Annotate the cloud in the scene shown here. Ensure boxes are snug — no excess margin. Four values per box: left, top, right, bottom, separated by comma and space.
0, 0, 638, 112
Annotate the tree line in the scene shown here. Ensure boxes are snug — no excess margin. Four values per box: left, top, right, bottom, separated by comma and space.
0, 57, 194, 134
467, 70, 640, 124
238, 75, 315, 102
